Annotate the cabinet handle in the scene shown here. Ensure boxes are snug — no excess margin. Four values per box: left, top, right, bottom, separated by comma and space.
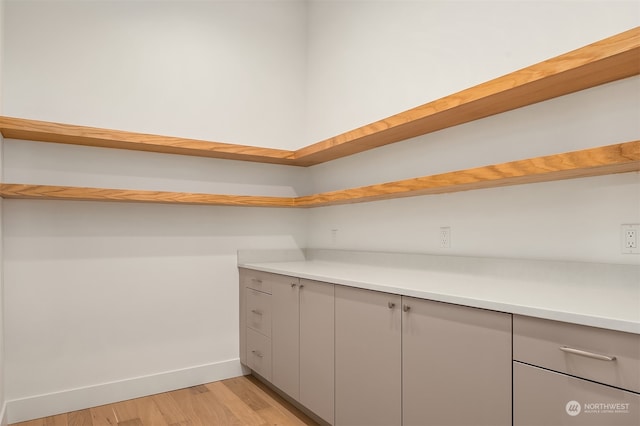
251, 350, 264, 358
403, 304, 411, 312
388, 302, 395, 309
290, 283, 297, 288
252, 278, 262, 284
251, 309, 263, 316
299, 284, 304, 289
559, 346, 616, 361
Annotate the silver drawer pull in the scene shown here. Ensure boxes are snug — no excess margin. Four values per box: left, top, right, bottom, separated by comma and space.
251, 350, 264, 358
403, 304, 411, 312
251, 278, 262, 284
251, 309, 263, 316
560, 346, 616, 361
388, 302, 396, 309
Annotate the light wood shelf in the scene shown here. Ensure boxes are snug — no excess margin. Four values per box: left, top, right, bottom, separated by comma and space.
1, 27, 638, 166
0, 117, 298, 165
293, 27, 640, 165
295, 141, 640, 207
2, 142, 637, 208
0, 184, 296, 207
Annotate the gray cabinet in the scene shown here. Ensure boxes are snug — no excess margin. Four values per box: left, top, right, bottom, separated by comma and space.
272, 277, 335, 424
299, 279, 335, 424
240, 269, 334, 424
514, 362, 640, 425
513, 315, 640, 426
402, 296, 512, 426
335, 286, 402, 426
239, 269, 276, 374
241, 268, 637, 426
271, 275, 300, 399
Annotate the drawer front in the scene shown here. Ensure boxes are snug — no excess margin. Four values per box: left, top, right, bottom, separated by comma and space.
246, 288, 272, 338
247, 328, 272, 381
514, 361, 640, 426
513, 315, 640, 393
239, 268, 274, 294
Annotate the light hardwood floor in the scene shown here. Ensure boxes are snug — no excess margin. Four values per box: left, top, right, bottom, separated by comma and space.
9, 375, 318, 426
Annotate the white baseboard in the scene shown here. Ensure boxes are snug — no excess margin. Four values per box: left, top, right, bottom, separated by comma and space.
1, 401, 8, 426
7, 358, 245, 424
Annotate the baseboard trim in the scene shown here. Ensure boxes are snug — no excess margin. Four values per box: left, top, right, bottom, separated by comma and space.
1, 401, 8, 426
7, 358, 245, 424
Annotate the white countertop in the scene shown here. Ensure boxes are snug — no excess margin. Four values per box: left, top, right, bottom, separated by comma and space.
238, 249, 640, 334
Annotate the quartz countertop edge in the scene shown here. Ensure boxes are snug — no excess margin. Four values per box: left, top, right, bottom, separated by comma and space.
238, 258, 640, 335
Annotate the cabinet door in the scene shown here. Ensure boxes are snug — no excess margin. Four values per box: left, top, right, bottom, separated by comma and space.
271, 276, 300, 399
514, 361, 640, 426
335, 286, 402, 426
402, 297, 511, 426
300, 279, 334, 424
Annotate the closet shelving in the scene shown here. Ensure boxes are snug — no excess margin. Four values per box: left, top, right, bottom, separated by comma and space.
1, 141, 637, 207
0, 27, 638, 207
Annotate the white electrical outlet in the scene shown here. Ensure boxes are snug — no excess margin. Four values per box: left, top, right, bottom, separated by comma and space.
331, 229, 338, 245
621, 224, 639, 254
440, 227, 451, 248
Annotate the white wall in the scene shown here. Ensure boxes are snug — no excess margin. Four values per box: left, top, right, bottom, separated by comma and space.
2, 0, 309, 422
305, 0, 640, 265
3, 200, 307, 421
305, 0, 640, 143
0, 0, 6, 423
3, 0, 308, 150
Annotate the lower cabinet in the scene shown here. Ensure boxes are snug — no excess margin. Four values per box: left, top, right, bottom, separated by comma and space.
299, 279, 335, 424
241, 268, 335, 424
273, 277, 336, 424
514, 362, 640, 426
242, 269, 640, 426
335, 286, 402, 426
271, 275, 301, 399
334, 288, 512, 426
402, 296, 512, 426
513, 314, 640, 426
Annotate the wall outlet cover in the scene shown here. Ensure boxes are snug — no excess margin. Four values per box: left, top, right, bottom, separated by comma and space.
621, 224, 639, 254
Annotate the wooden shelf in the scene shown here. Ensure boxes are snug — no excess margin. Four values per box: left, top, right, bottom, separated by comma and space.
1, 27, 638, 166
295, 141, 640, 207
1, 29, 638, 207
0, 184, 296, 207
293, 27, 640, 165
0, 117, 298, 166
2, 142, 637, 208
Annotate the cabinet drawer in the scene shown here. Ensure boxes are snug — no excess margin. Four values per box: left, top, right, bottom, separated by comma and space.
514, 361, 639, 426
246, 288, 272, 338
240, 269, 274, 294
513, 315, 640, 393
247, 328, 272, 381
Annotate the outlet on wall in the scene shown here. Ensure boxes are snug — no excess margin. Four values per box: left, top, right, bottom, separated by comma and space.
621, 224, 639, 254
440, 227, 451, 249
331, 228, 338, 245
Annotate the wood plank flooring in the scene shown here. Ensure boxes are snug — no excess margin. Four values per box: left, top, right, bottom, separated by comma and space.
9, 375, 318, 426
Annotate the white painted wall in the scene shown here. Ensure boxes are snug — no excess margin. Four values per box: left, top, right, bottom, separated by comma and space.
305, 0, 640, 265
0, 0, 6, 423
3, 200, 307, 421
2, 0, 309, 422
305, 0, 640, 143
3, 0, 308, 150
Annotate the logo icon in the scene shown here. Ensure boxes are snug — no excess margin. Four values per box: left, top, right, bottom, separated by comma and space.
566, 400, 581, 416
